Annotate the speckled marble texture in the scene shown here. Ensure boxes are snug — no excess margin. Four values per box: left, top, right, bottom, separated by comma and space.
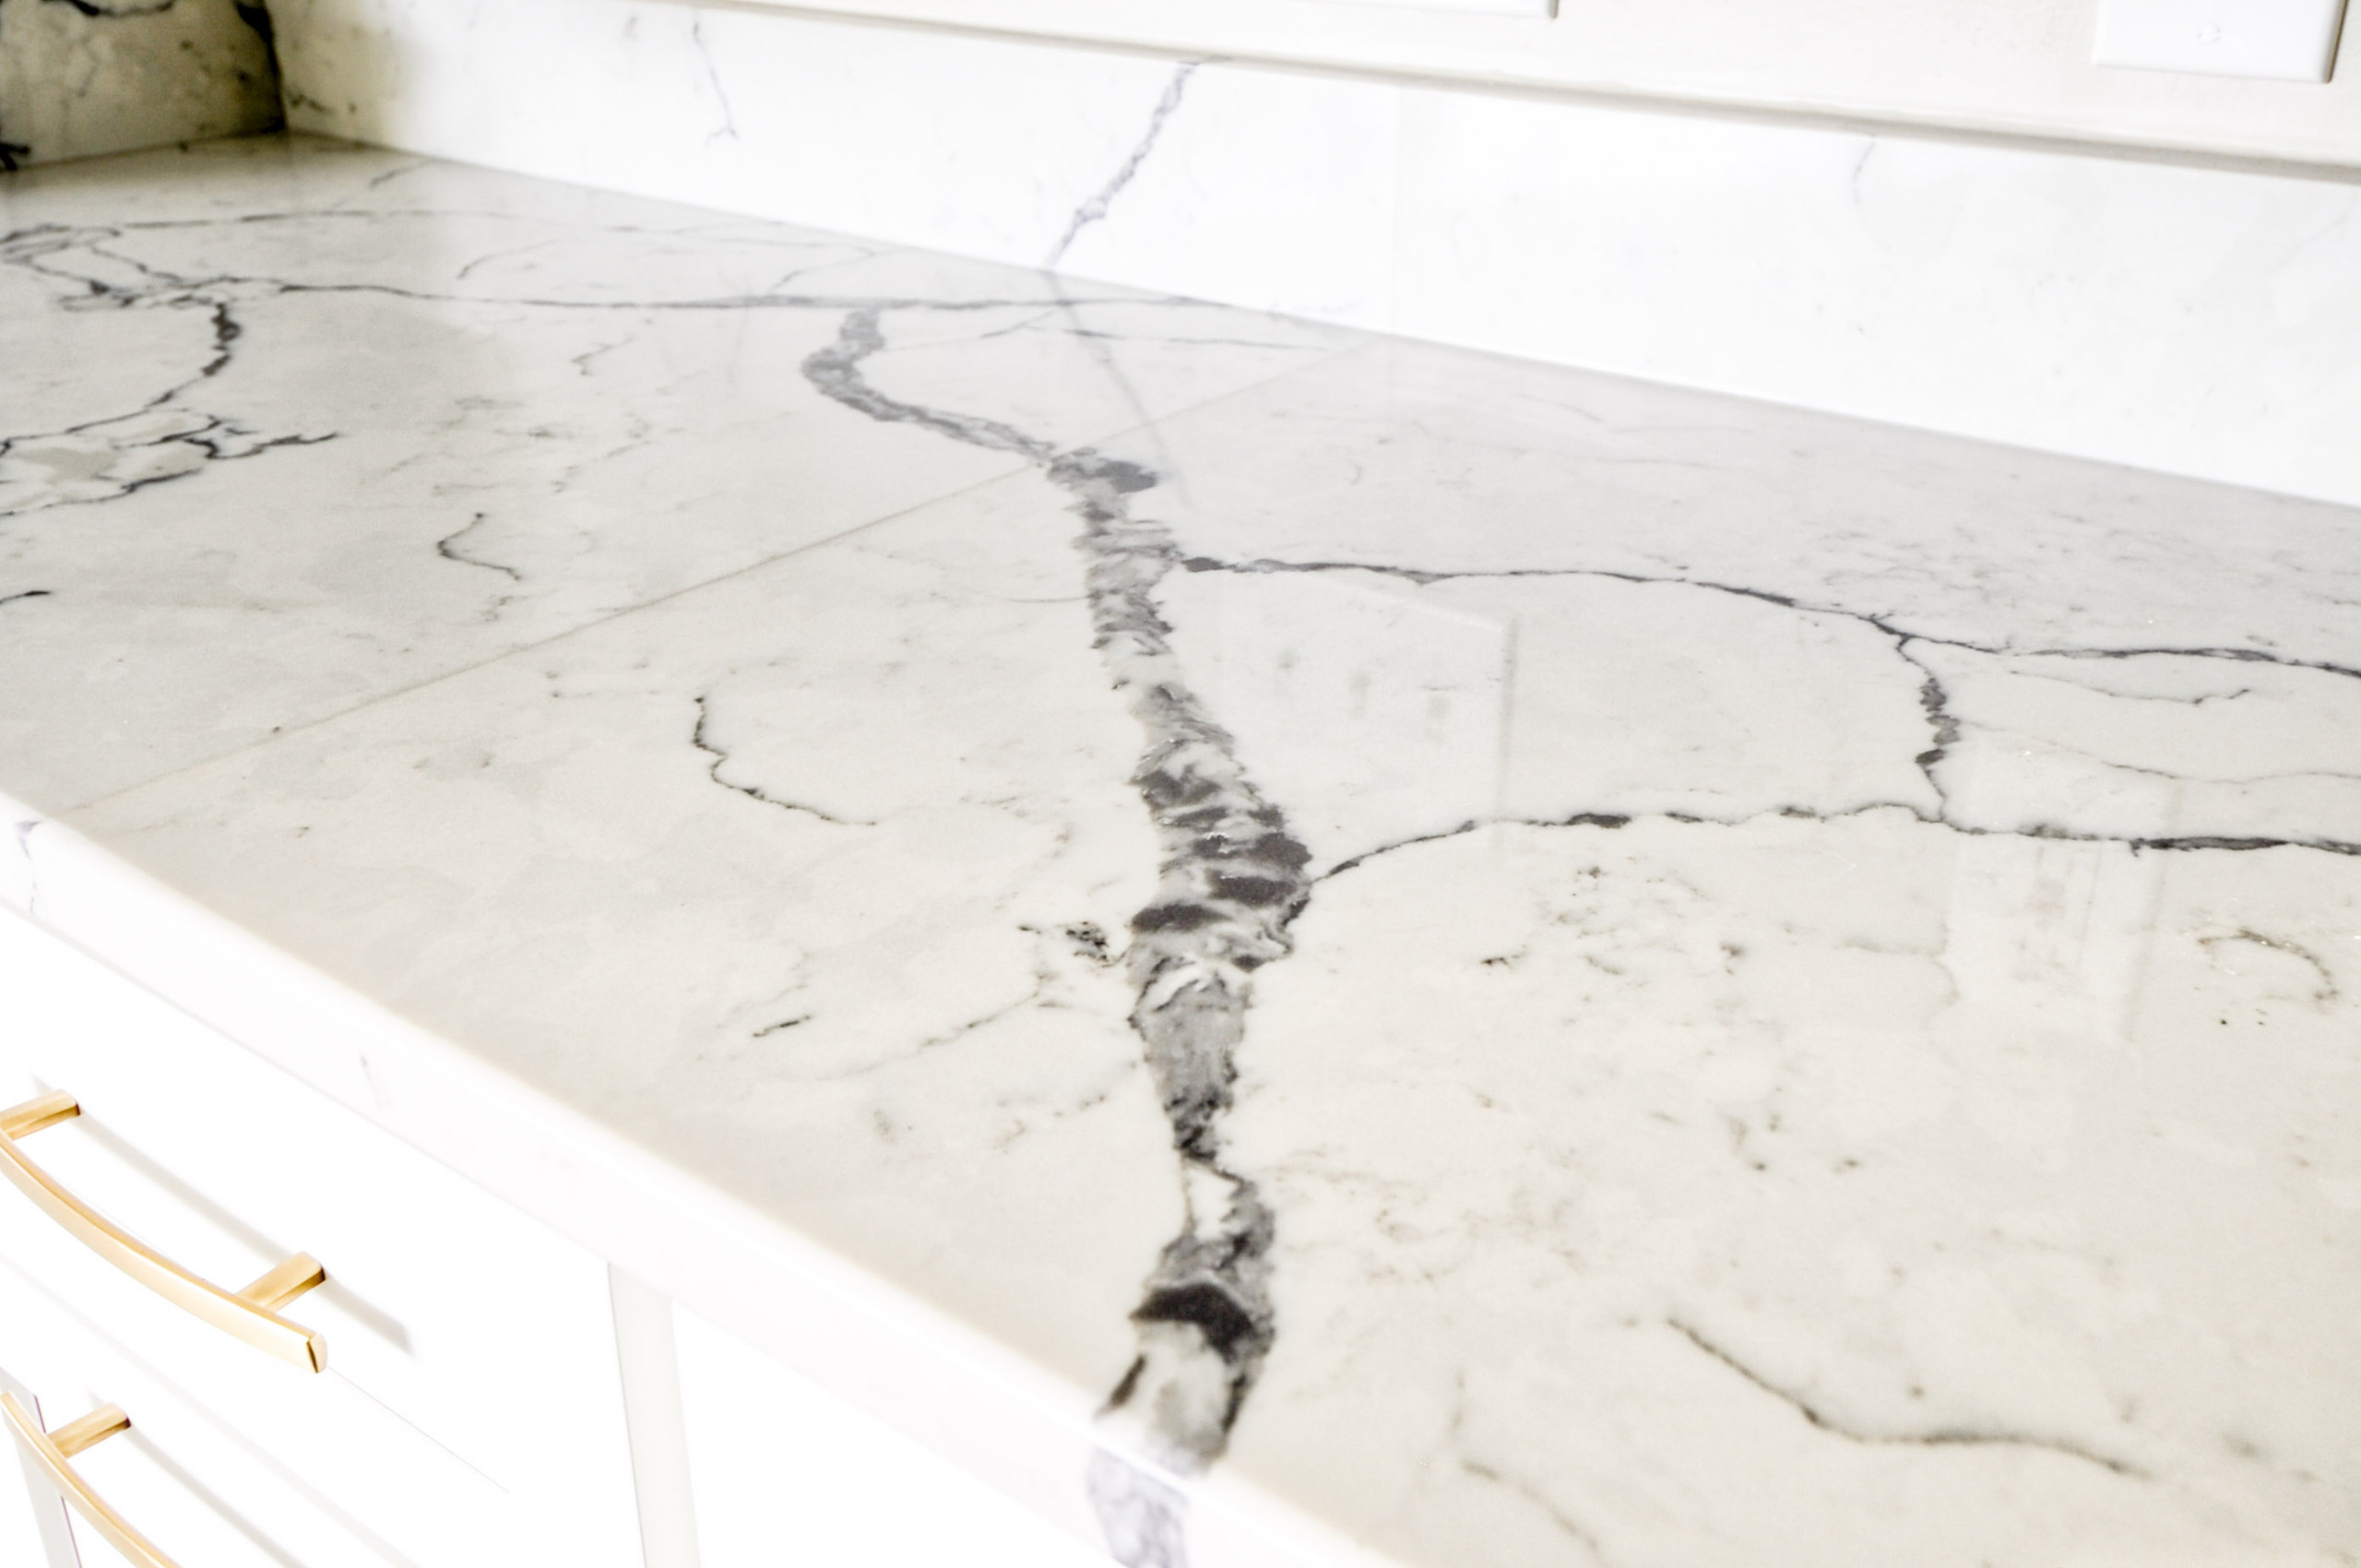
4, 136, 2357, 1568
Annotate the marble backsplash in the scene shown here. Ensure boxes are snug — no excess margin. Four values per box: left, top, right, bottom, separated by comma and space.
0, 0, 279, 169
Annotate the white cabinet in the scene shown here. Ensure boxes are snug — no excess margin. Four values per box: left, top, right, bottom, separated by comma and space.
673, 1305, 1114, 1568
0, 1265, 392, 1568
0, 908, 646, 1568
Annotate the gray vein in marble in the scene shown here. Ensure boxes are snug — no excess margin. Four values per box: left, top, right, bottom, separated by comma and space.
2198, 928, 2338, 1003
1180, 551, 2361, 860
806, 303, 1313, 1567
1439, 1374, 1610, 1564
690, 693, 870, 828
1046, 63, 1198, 270
689, 17, 740, 146
0, 223, 333, 516
805, 306, 1058, 460
1453, 1457, 1608, 1565
351, 158, 431, 194
0, 201, 1255, 553
432, 513, 522, 584
3, 221, 1145, 317
1667, 1319, 2144, 1478
1175, 552, 2361, 685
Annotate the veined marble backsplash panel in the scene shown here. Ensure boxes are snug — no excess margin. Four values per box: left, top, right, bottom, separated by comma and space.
264, 0, 2361, 508
0, 0, 280, 169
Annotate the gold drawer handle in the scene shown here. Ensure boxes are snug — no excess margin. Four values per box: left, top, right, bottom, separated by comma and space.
0, 1093, 327, 1372
4, 1391, 183, 1568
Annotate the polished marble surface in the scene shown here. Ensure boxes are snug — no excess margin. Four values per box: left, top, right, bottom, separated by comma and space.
268, 0, 2361, 507
4, 135, 2358, 1568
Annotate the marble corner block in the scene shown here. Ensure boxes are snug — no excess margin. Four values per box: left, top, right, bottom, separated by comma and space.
0, 0, 280, 169
271, 0, 2361, 507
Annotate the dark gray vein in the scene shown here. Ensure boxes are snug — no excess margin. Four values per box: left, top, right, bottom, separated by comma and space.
690, 694, 868, 826
803, 305, 1308, 1568
1177, 552, 2361, 684
1181, 551, 2361, 862
804, 308, 1053, 459
1669, 1319, 2146, 1479
433, 513, 521, 582
2198, 928, 2339, 1002
0, 219, 1103, 525
1320, 814, 1631, 883
0, 242, 337, 517
41, 0, 182, 18
1894, 639, 1962, 807
1319, 800, 2361, 895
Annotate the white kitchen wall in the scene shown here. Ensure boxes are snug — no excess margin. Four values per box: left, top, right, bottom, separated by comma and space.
271, 0, 2361, 509
0, 0, 279, 169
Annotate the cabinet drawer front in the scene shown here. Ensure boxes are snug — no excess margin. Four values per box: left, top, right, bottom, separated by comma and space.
0, 909, 642, 1568
1, 1257, 397, 1568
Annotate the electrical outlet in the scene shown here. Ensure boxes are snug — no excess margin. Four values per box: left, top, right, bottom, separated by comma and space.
2094, 0, 2349, 82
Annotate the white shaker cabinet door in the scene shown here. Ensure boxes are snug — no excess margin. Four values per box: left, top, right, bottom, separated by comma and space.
674, 1306, 1116, 1568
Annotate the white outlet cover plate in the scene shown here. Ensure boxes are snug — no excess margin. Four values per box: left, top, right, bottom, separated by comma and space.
2094, 0, 2348, 81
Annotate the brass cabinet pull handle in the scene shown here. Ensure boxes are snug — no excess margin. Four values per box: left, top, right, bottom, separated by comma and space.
0, 1093, 327, 1372
3, 1391, 183, 1568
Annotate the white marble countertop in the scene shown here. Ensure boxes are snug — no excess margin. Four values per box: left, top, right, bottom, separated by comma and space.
4, 133, 2358, 1568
